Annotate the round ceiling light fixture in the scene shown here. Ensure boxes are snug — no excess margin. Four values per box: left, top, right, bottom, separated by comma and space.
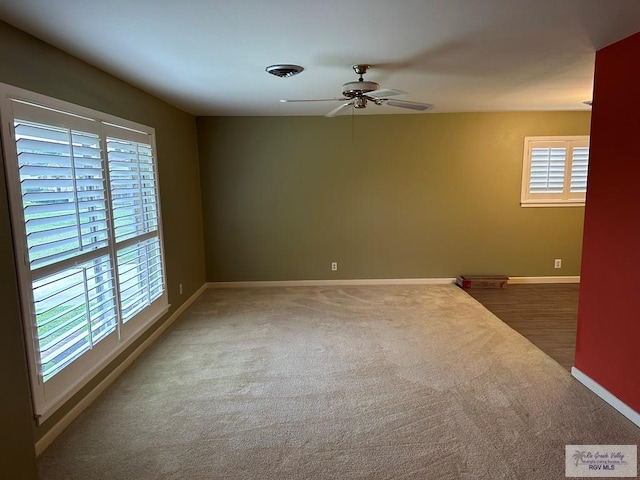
265, 64, 304, 78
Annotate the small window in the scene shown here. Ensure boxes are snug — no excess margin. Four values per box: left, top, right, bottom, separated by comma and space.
521, 136, 590, 207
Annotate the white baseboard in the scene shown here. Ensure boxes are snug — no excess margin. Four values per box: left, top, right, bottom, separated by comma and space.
209, 276, 580, 288
571, 367, 640, 428
35, 283, 207, 456
208, 278, 457, 288
508, 276, 580, 284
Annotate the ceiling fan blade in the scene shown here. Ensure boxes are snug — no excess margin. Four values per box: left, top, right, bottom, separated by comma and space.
280, 98, 347, 103
366, 88, 406, 99
386, 99, 433, 111
325, 102, 353, 118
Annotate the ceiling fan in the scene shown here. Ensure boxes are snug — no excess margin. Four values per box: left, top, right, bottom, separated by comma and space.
280, 64, 433, 117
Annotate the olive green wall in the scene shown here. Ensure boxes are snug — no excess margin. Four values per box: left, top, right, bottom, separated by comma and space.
0, 20, 206, 475
198, 112, 590, 281
0, 147, 36, 479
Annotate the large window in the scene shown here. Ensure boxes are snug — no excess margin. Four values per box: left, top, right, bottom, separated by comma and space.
521, 136, 590, 207
0, 84, 168, 422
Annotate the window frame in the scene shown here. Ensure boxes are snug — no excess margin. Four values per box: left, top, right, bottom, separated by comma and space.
520, 135, 590, 207
0, 83, 169, 424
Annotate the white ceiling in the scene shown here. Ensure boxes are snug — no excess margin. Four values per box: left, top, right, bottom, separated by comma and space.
1, 0, 639, 116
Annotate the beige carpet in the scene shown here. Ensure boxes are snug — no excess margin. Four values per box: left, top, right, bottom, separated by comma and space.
38, 285, 639, 479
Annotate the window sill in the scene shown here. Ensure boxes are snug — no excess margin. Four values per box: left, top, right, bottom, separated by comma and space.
520, 202, 585, 208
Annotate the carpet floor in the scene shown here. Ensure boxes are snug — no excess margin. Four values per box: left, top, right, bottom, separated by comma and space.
38, 285, 639, 479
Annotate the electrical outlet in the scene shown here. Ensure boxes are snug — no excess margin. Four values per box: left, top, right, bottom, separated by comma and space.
179, 283, 183, 295
554, 259, 562, 269
331, 262, 338, 271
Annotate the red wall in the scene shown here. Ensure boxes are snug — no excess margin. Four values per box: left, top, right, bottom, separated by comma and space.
575, 32, 640, 412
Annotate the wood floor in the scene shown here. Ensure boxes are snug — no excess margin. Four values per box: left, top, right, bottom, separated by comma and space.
465, 283, 580, 371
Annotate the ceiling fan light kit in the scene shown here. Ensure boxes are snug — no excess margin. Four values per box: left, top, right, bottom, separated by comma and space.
281, 64, 432, 116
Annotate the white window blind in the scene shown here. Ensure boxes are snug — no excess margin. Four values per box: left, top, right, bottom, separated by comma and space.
570, 146, 589, 193
105, 127, 164, 325
0, 84, 168, 422
521, 136, 590, 207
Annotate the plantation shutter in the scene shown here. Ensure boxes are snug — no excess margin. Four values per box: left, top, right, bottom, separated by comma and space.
104, 125, 165, 326
0, 86, 168, 422
11, 100, 118, 384
529, 146, 566, 194
569, 146, 589, 193
521, 137, 589, 206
